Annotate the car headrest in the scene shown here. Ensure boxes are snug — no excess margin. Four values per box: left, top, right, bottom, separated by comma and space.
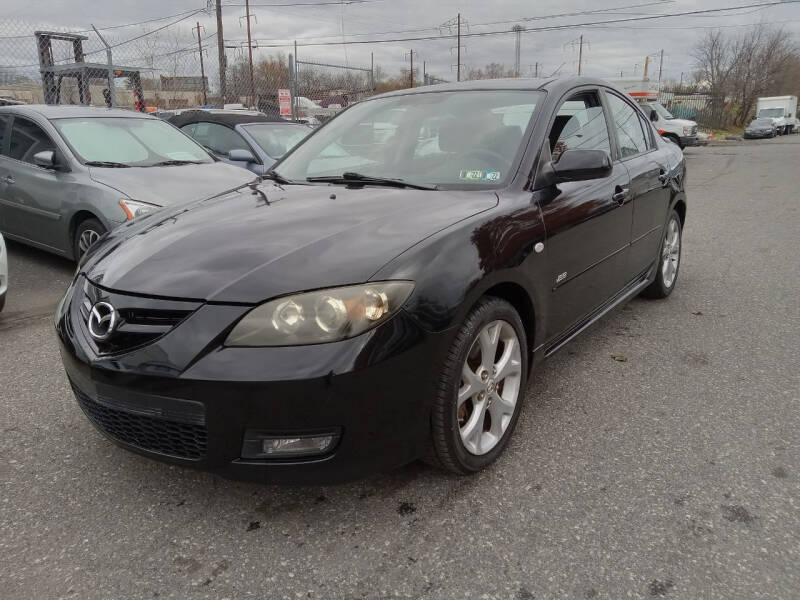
438, 117, 473, 152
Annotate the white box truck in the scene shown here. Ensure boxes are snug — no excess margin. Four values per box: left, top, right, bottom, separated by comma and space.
609, 77, 698, 148
755, 96, 798, 135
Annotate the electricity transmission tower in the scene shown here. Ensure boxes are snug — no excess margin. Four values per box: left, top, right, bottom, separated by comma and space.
512, 25, 523, 77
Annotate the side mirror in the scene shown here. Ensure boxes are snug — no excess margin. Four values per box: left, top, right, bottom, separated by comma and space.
228, 148, 256, 163
649, 110, 658, 122
549, 149, 612, 183
33, 150, 57, 169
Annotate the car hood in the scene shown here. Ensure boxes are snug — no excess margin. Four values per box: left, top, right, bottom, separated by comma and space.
84, 182, 497, 303
667, 118, 697, 128
88, 162, 257, 207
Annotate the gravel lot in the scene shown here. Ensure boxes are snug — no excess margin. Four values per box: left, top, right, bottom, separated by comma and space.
1, 136, 799, 600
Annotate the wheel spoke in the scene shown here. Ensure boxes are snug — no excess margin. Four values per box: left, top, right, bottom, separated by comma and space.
478, 323, 501, 372
494, 338, 521, 382
460, 402, 485, 453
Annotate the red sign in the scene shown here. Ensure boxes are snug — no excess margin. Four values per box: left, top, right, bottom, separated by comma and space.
278, 89, 292, 116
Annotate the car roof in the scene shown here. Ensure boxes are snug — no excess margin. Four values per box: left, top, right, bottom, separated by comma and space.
0, 104, 153, 120
168, 110, 287, 129
368, 76, 614, 101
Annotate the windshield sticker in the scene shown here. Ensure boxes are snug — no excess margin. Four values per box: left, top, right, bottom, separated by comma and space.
459, 169, 501, 182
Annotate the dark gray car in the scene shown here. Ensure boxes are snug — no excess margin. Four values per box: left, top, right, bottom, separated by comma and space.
169, 110, 312, 175
0, 105, 256, 260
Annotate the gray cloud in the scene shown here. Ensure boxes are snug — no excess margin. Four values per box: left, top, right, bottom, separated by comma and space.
4, 0, 799, 83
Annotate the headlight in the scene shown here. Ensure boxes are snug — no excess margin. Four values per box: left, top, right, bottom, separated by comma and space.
682, 126, 691, 136
119, 199, 159, 220
225, 281, 415, 347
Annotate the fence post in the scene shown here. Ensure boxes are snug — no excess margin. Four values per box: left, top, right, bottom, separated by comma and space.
289, 52, 297, 121
91, 25, 116, 108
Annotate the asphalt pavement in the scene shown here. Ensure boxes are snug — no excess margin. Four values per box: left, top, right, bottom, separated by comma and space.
1, 135, 799, 600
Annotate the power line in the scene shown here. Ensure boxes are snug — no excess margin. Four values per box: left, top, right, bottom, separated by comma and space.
227, 0, 675, 44
224, 0, 796, 48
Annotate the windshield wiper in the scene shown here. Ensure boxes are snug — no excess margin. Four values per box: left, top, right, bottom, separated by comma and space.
307, 172, 437, 190
84, 160, 131, 168
149, 159, 204, 167
263, 170, 295, 184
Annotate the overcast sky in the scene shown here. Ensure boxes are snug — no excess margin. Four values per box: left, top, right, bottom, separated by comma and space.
3, 0, 800, 84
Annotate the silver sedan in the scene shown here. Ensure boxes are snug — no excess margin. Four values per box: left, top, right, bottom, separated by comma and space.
0, 105, 256, 260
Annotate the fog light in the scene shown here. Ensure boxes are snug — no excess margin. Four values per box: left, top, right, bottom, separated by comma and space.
241, 430, 338, 459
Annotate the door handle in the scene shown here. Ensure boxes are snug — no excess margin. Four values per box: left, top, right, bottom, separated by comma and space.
2, 175, 14, 185
612, 187, 629, 205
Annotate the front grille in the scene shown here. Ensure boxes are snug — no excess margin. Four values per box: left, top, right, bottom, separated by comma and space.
71, 383, 207, 460
78, 279, 201, 355
690, 125, 697, 136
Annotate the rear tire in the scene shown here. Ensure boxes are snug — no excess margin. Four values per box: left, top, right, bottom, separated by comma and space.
642, 209, 682, 299
73, 217, 106, 261
425, 297, 528, 474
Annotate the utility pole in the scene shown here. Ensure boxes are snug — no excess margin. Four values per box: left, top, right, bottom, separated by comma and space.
644, 55, 650, 78
423, 60, 426, 85
215, 0, 226, 105
409, 50, 414, 87
457, 13, 461, 82
513, 25, 522, 77
657, 49, 664, 85
578, 34, 583, 76
244, 0, 256, 108
535, 62, 539, 77
193, 22, 208, 105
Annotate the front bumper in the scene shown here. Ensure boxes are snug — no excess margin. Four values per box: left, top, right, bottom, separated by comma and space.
679, 135, 698, 147
57, 276, 451, 483
744, 131, 773, 138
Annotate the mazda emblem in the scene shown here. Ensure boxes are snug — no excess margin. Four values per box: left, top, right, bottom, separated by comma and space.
87, 301, 118, 341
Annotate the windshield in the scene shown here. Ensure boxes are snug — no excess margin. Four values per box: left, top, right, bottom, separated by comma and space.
274, 90, 543, 188
758, 108, 784, 118
242, 123, 311, 159
53, 117, 213, 167
751, 118, 773, 126
650, 102, 675, 120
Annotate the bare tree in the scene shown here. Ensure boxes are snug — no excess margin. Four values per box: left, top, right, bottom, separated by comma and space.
693, 30, 736, 128
729, 25, 796, 125
694, 26, 799, 127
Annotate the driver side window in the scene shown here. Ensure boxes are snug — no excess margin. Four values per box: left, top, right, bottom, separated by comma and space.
548, 92, 611, 163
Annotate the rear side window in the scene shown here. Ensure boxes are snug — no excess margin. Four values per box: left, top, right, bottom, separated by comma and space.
606, 93, 648, 158
184, 122, 249, 155
0, 115, 8, 155
548, 92, 611, 162
8, 117, 56, 164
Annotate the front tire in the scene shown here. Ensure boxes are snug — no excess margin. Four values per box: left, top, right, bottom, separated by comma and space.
73, 218, 106, 261
642, 209, 682, 299
426, 297, 528, 474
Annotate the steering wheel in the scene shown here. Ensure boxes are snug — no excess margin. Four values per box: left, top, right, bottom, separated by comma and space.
457, 148, 511, 171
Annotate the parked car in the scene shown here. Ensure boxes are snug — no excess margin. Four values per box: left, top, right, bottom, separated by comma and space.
0, 105, 256, 260
57, 77, 687, 483
0, 232, 7, 313
744, 118, 777, 139
169, 110, 312, 174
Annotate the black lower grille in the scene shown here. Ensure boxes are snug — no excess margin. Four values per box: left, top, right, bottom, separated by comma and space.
71, 384, 207, 460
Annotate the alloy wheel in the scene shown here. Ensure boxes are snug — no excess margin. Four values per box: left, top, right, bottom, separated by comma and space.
458, 320, 522, 455
78, 229, 101, 255
661, 217, 681, 289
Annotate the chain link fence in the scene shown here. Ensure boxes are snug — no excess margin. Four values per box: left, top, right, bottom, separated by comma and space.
0, 18, 387, 122
658, 83, 732, 130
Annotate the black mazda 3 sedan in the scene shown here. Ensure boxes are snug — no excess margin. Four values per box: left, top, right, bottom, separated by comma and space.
56, 77, 687, 483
